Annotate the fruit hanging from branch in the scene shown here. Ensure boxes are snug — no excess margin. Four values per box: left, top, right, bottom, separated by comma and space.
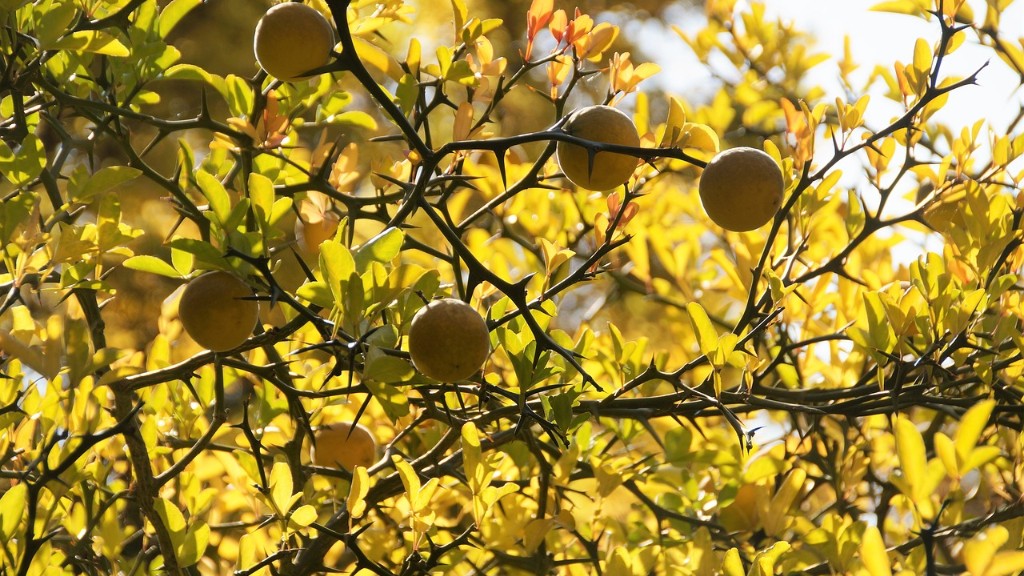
253, 2, 335, 82
698, 146, 785, 232
407, 298, 491, 383
312, 422, 378, 472
177, 271, 260, 352
556, 105, 641, 191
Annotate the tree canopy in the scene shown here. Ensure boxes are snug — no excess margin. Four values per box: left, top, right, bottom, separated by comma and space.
2, 0, 1024, 574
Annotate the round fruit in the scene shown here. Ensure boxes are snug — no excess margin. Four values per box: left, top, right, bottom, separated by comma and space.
253, 3, 335, 82
312, 422, 377, 471
177, 271, 260, 352
408, 298, 490, 382
556, 105, 641, 191
698, 146, 785, 232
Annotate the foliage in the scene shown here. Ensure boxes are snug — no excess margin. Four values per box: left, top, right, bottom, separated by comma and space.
1, 0, 1024, 574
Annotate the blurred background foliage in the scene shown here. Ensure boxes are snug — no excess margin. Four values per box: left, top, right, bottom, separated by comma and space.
2, 0, 1024, 574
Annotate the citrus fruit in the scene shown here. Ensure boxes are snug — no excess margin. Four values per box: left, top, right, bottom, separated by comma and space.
556, 105, 640, 191
408, 298, 490, 382
253, 3, 335, 82
698, 146, 785, 232
177, 271, 260, 352
312, 422, 377, 471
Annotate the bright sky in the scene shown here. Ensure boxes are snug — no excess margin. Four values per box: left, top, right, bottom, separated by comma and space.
773, 0, 1024, 130
647, 0, 1024, 139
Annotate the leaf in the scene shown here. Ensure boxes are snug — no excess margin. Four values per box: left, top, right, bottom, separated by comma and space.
51, 31, 130, 56
289, 505, 317, 528
363, 354, 415, 383
348, 466, 370, 519
196, 171, 231, 227
320, 242, 355, 308
0, 134, 46, 186
450, 0, 467, 40
269, 462, 294, 517
955, 399, 994, 460
0, 482, 27, 540
71, 166, 142, 202
934, 432, 959, 480
462, 422, 484, 492
122, 255, 184, 278
894, 416, 927, 503
764, 468, 805, 536
860, 525, 892, 576
353, 227, 404, 270
985, 552, 1024, 576
153, 498, 187, 535
686, 302, 718, 357
722, 548, 745, 576
353, 36, 404, 81
393, 456, 421, 500
178, 522, 210, 567
158, 0, 202, 37
364, 380, 410, 421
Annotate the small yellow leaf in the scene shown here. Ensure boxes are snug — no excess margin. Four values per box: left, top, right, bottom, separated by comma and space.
686, 302, 718, 358
861, 525, 893, 576
347, 466, 370, 519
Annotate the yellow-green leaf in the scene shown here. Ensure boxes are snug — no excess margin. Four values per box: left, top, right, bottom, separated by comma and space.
51, 31, 130, 56
895, 416, 926, 502
955, 399, 994, 460
860, 525, 892, 576
289, 505, 317, 528
0, 482, 27, 540
348, 466, 370, 519
269, 461, 294, 516
687, 302, 718, 357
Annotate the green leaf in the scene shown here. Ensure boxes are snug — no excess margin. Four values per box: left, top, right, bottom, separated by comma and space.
686, 302, 718, 357
0, 134, 46, 186
354, 227, 404, 271
363, 354, 415, 383
168, 238, 226, 267
196, 171, 231, 227
161, 64, 227, 93
50, 31, 129, 56
153, 499, 189, 558
0, 482, 27, 540
364, 380, 409, 422
158, 0, 202, 37
122, 255, 184, 278
70, 166, 142, 203
320, 242, 355, 307
295, 281, 334, 309
248, 173, 275, 233
329, 111, 378, 130
177, 522, 210, 567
